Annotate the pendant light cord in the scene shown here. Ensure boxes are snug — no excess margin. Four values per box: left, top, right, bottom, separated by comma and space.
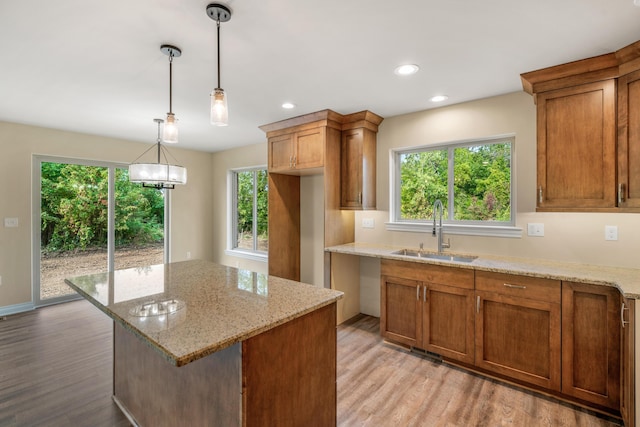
217, 19, 221, 89
168, 52, 174, 114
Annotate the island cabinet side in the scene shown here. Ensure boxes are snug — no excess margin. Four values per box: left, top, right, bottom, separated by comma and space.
242, 302, 337, 427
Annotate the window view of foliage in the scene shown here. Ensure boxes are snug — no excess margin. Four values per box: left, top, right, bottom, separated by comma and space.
235, 169, 268, 252
399, 140, 511, 223
41, 163, 164, 253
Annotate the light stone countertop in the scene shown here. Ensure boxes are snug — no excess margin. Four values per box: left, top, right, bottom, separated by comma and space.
65, 259, 343, 367
325, 242, 640, 298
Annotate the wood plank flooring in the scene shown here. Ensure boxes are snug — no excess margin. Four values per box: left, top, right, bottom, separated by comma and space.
0, 301, 623, 426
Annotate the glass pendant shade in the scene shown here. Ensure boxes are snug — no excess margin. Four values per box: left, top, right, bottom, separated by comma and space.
163, 113, 179, 143
210, 88, 228, 126
129, 162, 187, 188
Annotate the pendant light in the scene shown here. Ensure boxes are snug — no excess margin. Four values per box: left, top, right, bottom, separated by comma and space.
160, 45, 181, 143
206, 3, 232, 126
129, 119, 187, 189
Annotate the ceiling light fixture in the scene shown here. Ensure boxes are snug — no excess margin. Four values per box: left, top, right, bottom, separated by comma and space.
206, 3, 232, 126
282, 102, 296, 109
160, 45, 181, 143
430, 95, 449, 103
129, 119, 187, 189
394, 64, 419, 76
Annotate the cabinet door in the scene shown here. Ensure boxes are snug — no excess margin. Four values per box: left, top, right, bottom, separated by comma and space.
380, 275, 422, 348
341, 128, 376, 210
618, 69, 640, 209
423, 283, 474, 364
536, 80, 616, 210
475, 291, 561, 390
561, 282, 620, 409
621, 298, 635, 427
293, 128, 324, 170
269, 133, 294, 172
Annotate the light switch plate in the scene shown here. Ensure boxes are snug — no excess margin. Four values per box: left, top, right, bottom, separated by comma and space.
527, 223, 544, 237
4, 218, 18, 228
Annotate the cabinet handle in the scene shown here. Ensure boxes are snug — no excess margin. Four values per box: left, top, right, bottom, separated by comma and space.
503, 283, 527, 290
476, 295, 480, 313
358, 192, 362, 205
293, 155, 297, 168
538, 186, 543, 204
416, 285, 420, 301
619, 183, 625, 205
289, 155, 293, 168
622, 302, 630, 328
424, 285, 427, 302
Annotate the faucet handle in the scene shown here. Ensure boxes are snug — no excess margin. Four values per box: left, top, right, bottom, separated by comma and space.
442, 238, 451, 249
419, 243, 424, 251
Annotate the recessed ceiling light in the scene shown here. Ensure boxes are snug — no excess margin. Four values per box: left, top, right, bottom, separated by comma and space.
394, 64, 419, 76
282, 102, 296, 109
430, 95, 449, 103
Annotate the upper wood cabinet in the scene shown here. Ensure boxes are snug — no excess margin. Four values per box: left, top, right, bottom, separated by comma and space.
535, 80, 616, 210
268, 127, 325, 174
521, 39, 640, 212
340, 111, 382, 210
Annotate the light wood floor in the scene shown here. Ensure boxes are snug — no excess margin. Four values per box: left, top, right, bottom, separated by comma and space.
0, 301, 623, 426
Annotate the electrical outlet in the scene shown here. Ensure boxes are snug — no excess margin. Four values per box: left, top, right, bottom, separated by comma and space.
527, 223, 544, 237
605, 225, 618, 241
4, 218, 18, 228
362, 218, 375, 229
186, 251, 192, 259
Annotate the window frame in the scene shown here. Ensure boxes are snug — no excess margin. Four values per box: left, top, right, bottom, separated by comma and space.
387, 135, 521, 238
226, 166, 268, 262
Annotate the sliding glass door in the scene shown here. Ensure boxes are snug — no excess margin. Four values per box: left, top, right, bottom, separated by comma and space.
33, 157, 166, 307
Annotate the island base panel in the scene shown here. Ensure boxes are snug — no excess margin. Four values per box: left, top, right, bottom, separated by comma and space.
243, 302, 337, 427
114, 323, 241, 427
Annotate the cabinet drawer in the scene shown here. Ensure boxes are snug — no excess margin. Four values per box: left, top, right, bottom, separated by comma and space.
381, 259, 474, 289
475, 271, 560, 303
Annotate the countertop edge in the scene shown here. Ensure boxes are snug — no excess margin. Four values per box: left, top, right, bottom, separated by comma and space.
66, 278, 344, 367
325, 243, 640, 299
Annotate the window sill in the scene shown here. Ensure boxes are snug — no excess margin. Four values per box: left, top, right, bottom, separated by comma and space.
385, 222, 522, 238
224, 249, 268, 263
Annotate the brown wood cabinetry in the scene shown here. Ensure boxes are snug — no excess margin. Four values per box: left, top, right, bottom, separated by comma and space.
340, 127, 377, 210
534, 81, 616, 210
561, 281, 621, 410
521, 39, 640, 212
475, 271, 561, 390
268, 127, 325, 174
621, 298, 636, 427
380, 259, 475, 364
618, 69, 640, 209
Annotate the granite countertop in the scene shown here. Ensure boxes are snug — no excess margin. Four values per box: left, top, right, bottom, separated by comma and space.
325, 242, 640, 298
65, 259, 343, 367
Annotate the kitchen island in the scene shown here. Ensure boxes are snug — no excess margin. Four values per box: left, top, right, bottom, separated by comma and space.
65, 259, 343, 427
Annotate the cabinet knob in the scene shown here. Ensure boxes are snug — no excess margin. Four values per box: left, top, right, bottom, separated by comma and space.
538, 186, 543, 204
618, 183, 625, 205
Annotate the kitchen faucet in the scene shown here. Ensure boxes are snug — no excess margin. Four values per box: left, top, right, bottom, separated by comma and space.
432, 199, 450, 253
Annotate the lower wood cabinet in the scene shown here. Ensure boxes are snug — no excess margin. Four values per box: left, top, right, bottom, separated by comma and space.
621, 298, 636, 427
475, 271, 561, 391
380, 261, 629, 416
562, 281, 621, 411
381, 260, 475, 364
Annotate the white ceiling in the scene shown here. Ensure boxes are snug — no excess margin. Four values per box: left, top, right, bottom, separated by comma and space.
1, 0, 639, 153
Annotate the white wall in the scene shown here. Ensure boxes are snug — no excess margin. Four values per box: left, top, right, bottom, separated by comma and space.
0, 121, 214, 311
356, 91, 640, 316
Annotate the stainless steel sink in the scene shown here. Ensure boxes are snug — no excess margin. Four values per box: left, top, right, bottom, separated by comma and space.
391, 249, 477, 263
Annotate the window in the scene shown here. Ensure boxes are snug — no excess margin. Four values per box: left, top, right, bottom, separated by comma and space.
228, 167, 268, 259
389, 136, 519, 237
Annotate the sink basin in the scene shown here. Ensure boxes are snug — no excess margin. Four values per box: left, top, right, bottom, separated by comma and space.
391, 249, 477, 263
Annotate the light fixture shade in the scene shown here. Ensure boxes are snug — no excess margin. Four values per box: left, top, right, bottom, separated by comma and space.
210, 88, 228, 126
129, 163, 187, 187
163, 113, 179, 143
